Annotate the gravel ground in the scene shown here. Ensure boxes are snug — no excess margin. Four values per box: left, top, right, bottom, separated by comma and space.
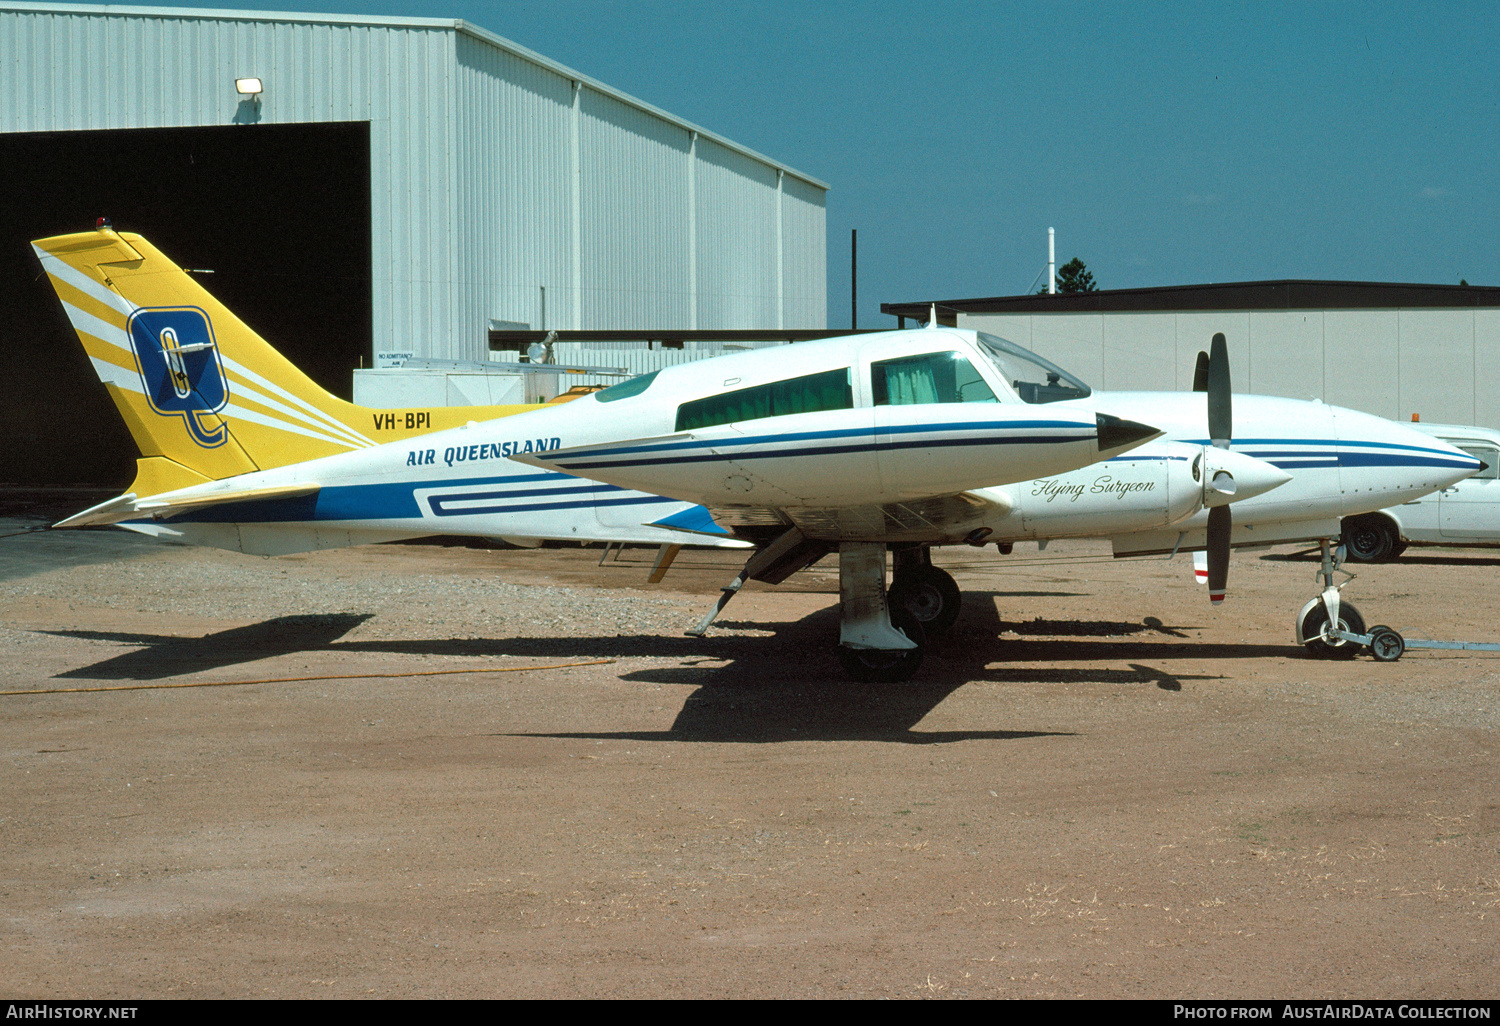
1, 509, 1497, 999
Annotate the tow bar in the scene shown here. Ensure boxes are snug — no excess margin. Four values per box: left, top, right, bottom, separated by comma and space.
1327, 626, 1500, 662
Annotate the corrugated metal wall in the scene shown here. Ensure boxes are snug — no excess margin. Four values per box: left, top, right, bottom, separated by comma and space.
695, 138, 780, 329
2, 3, 827, 361
578, 88, 693, 329
780, 175, 828, 329
454, 34, 575, 344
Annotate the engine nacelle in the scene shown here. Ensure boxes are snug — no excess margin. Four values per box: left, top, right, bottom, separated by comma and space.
979, 441, 1289, 541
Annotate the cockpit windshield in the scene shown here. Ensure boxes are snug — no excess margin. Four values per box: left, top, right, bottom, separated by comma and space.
975, 332, 1092, 404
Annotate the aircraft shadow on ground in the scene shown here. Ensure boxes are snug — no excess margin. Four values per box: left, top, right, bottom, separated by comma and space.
499, 595, 1247, 744
42, 613, 375, 679
43, 594, 1278, 741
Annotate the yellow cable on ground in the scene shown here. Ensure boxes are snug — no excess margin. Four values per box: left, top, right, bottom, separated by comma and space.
0, 659, 616, 697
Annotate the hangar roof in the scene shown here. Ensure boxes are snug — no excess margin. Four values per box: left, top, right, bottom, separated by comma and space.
883, 280, 1500, 321
0, 1, 829, 190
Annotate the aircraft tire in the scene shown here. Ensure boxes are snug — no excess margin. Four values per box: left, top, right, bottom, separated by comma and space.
889, 566, 962, 634
1342, 515, 1400, 563
837, 608, 925, 683
1300, 602, 1366, 660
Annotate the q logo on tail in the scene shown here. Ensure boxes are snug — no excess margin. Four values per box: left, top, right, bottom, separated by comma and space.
126, 307, 230, 448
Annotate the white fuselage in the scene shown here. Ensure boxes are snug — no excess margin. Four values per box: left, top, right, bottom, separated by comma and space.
116, 328, 1154, 555
510, 329, 1156, 509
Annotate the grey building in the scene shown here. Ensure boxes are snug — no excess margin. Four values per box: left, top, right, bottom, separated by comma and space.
884, 282, 1500, 429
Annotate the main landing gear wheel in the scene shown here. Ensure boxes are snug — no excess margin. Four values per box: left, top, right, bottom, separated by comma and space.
888, 565, 962, 634
1300, 602, 1366, 660
1366, 625, 1406, 662
837, 607, 925, 683
1342, 516, 1401, 563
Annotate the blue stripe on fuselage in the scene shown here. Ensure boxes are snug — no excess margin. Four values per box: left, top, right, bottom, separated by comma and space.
558, 419, 1093, 462
429, 494, 675, 517
556, 430, 1095, 472
1184, 436, 1479, 472
150, 471, 638, 525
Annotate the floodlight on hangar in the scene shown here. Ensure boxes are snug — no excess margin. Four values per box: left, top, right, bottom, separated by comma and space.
235, 78, 263, 96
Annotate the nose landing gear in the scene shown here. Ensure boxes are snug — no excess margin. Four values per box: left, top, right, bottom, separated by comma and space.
1294, 538, 1364, 659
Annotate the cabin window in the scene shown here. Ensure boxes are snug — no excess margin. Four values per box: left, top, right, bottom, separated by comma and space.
593, 370, 659, 403
975, 331, 1092, 403
675, 368, 853, 431
871, 351, 997, 406
1454, 444, 1500, 480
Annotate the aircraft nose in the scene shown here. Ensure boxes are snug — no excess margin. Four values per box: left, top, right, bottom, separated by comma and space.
1095, 413, 1162, 453
1201, 448, 1292, 507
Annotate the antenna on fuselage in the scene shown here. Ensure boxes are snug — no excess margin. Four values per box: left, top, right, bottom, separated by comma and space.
926, 303, 939, 330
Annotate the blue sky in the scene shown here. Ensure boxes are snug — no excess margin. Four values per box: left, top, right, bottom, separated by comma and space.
148, 0, 1498, 326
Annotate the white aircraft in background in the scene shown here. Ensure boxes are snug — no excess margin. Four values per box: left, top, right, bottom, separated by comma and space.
36, 224, 1201, 682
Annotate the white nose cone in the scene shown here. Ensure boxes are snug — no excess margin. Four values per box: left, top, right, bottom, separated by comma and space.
1202, 448, 1292, 507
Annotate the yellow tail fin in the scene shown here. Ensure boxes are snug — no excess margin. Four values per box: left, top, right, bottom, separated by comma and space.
33, 227, 541, 496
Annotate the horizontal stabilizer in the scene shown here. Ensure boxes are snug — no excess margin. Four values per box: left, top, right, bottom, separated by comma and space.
56, 482, 321, 528
53, 492, 143, 529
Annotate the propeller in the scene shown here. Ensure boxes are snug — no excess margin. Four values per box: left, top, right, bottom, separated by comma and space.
1204, 332, 1232, 603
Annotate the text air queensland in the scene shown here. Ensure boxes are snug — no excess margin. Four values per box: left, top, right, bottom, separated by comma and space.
407, 438, 563, 468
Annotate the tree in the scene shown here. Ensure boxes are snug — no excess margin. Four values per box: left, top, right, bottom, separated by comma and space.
1056, 257, 1097, 293
1036, 257, 1099, 294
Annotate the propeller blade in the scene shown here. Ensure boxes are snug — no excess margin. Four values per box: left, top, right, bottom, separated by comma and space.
1192, 350, 1210, 392
1192, 549, 1208, 584
1202, 333, 1234, 603
1207, 332, 1232, 447
1206, 504, 1230, 603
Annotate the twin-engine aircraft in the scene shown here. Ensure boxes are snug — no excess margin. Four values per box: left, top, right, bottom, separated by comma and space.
34, 226, 1478, 681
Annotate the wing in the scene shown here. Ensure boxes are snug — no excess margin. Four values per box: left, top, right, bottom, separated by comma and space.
698, 490, 1012, 543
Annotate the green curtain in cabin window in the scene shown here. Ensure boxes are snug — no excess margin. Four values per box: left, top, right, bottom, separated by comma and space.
872, 352, 997, 406
676, 368, 853, 431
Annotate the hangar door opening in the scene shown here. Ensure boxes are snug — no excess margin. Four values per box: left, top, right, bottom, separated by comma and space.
0, 121, 371, 488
